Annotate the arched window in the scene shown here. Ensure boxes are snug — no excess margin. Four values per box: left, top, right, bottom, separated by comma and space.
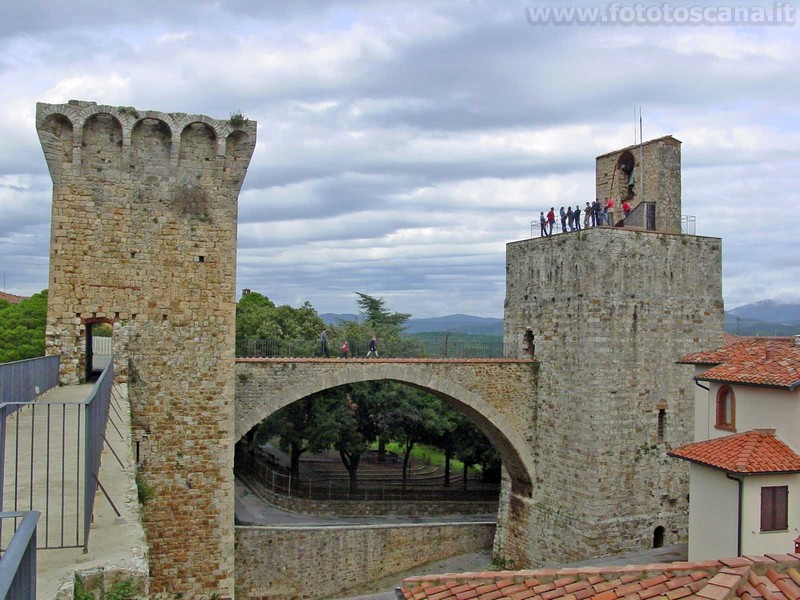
715, 385, 735, 431
657, 409, 666, 443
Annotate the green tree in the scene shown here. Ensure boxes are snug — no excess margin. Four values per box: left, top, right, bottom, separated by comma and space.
236, 292, 325, 341
253, 394, 338, 485
0, 291, 48, 364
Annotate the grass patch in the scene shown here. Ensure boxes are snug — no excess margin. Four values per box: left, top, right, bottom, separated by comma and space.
377, 442, 481, 476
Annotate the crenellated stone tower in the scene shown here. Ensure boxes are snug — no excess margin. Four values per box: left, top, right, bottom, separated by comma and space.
498, 136, 724, 566
37, 100, 256, 598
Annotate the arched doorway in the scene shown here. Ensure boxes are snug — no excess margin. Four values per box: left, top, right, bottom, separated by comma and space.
653, 525, 665, 548
84, 319, 113, 381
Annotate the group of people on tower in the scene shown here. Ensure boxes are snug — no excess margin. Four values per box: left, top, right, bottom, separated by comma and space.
538, 198, 632, 237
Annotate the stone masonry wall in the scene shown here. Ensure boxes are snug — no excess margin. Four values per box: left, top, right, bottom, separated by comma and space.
595, 136, 681, 233
499, 227, 723, 566
234, 523, 496, 600
37, 100, 256, 598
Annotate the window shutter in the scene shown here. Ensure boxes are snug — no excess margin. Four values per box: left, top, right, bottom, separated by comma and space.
761, 486, 789, 531
775, 486, 788, 530
761, 487, 774, 531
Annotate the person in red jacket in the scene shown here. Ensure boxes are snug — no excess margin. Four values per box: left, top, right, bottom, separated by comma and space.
622, 200, 632, 217
546, 207, 555, 236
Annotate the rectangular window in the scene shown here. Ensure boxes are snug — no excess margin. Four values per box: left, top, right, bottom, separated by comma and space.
760, 486, 789, 531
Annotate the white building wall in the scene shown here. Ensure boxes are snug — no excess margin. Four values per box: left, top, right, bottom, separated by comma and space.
688, 464, 739, 561
741, 473, 800, 556
700, 382, 800, 450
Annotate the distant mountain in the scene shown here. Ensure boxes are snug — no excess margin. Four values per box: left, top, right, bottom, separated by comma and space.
724, 299, 800, 336
727, 300, 800, 324
320, 313, 503, 336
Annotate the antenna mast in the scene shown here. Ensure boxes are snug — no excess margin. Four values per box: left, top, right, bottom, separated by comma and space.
639, 107, 644, 200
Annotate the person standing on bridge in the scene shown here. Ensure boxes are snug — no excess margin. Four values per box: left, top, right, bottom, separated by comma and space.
341, 339, 349, 358
320, 329, 329, 357
366, 335, 379, 358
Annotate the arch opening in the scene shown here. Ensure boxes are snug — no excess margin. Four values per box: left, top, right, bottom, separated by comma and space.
652, 525, 665, 548
83, 318, 114, 381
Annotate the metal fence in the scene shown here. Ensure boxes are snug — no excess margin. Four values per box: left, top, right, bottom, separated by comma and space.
0, 357, 59, 408
236, 337, 506, 359
0, 512, 39, 600
0, 360, 118, 552
236, 447, 499, 502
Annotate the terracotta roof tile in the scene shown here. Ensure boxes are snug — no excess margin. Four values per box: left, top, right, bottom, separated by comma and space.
678, 337, 800, 389
669, 430, 800, 474
0, 291, 26, 304
398, 557, 800, 600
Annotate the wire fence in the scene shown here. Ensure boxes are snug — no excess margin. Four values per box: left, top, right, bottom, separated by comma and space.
236, 336, 507, 359
235, 447, 499, 502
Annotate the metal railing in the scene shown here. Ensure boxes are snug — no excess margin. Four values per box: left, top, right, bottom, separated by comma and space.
236, 337, 506, 359
681, 215, 696, 235
0, 512, 39, 600
0, 357, 59, 407
236, 447, 499, 502
0, 360, 118, 552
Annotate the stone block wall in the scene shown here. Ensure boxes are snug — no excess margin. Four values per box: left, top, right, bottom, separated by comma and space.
36, 100, 256, 598
595, 136, 682, 233
499, 227, 723, 566
234, 523, 496, 600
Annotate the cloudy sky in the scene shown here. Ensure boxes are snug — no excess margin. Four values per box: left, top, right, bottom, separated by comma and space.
1, 1, 798, 318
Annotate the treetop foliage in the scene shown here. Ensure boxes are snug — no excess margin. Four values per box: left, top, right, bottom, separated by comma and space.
0, 291, 48, 364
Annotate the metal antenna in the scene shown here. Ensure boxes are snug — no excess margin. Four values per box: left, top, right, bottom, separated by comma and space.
639, 107, 644, 200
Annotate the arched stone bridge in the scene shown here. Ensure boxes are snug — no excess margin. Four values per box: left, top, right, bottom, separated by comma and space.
235, 357, 539, 496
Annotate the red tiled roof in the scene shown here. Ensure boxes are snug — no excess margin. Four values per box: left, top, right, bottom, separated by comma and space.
678, 338, 800, 390
668, 430, 800, 474
0, 291, 26, 305
397, 555, 800, 600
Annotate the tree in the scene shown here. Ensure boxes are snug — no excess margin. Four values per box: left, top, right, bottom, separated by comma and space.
319, 384, 379, 494
380, 386, 455, 487
452, 418, 496, 490
253, 393, 338, 485
236, 292, 325, 342
0, 291, 48, 364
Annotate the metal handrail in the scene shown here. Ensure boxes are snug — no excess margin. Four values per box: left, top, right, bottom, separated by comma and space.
0, 356, 59, 409
0, 359, 115, 551
236, 337, 506, 359
0, 511, 39, 600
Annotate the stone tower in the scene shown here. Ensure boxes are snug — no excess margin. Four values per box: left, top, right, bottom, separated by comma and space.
596, 135, 682, 233
37, 100, 256, 597
498, 137, 724, 566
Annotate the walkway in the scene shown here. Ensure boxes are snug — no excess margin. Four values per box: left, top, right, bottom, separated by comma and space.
1, 383, 147, 597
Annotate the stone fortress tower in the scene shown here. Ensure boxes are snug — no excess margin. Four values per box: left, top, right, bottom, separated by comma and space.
498, 136, 724, 565
37, 101, 256, 598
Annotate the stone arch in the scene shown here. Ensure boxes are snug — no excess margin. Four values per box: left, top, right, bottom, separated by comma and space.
130, 118, 172, 179
81, 112, 123, 179
38, 113, 74, 183
178, 121, 217, 182
236, 363, 534, 497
